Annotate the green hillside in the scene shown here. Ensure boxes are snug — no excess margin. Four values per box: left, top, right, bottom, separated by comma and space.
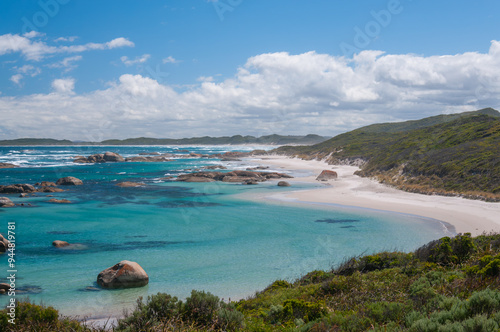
275, 109, 500, 201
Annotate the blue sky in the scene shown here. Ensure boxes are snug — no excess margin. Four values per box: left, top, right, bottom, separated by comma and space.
0, 0, 499, 140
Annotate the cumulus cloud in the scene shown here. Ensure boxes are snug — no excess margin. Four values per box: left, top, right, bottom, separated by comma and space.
51, 78, 75, 94
0, 41, 499, 140
121, 54, 151, 66
0, 33, 134, 61
10, 74, 23, 85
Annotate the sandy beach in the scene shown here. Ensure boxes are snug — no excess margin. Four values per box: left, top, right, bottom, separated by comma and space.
245, 155, 500, 236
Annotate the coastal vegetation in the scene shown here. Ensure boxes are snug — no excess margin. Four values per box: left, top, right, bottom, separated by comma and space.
4, 232, 500, 331
0, 134, 328, 146
274, 108, 500, 201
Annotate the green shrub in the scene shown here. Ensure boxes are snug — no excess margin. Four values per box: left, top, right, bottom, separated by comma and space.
183, 290, 221, 327
365, 301, 408, 324
116, 293, 182, 331
0, 301, 84, 332
282, 299, 326, 323
409, 277, 440, 307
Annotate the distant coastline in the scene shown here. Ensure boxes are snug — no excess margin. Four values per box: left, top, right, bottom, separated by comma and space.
0, 134, 329, 146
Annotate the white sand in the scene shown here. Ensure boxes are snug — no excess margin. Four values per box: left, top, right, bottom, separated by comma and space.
245, 155, 500, 236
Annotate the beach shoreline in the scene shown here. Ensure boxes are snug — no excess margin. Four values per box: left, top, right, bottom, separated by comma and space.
242, 154, 500, 237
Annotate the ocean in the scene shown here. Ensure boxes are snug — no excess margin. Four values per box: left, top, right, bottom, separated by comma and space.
0, 146, 452, 320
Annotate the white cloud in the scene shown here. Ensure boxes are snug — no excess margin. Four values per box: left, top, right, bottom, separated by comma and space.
9, 64, 42, 86
162, 56, 179, 64
0, 41, 499, 140
197, 76, 214, 82
121, 54, 151, 66
51, 78, 75, 94
54, 36, 78, 43
0, 34, 134, 61
47, 55, 83, 72
10, 74, 23, 85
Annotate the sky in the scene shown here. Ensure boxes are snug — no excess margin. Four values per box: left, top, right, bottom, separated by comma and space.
0, 0, 499, 141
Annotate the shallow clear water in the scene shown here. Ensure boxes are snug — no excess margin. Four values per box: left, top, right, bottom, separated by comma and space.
0, 146, 452, 319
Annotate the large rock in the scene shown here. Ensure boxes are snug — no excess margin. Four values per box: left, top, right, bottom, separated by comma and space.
103, 152, 125, 162
0, 283, 10, 294
56, 176, 83, 186
0, 234, 10, 252
316, 170, 338, 181
0, 184, 36, 194
97, 260, 149, 289
0, 197, 14, 208
277, 181, 291, 187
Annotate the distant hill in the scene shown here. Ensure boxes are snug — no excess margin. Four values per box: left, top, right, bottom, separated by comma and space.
100, 134, 328, 146
0, 134, 329, 146
0, 138, 74, 146
275, 108, 500, 200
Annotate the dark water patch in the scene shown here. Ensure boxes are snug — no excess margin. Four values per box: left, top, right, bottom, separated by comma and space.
341, 225, 356, 229
17, 285, 43, 295
156, 201, 221, 208
78, 286, 101, 292
18, 240, 196, 257
315, 219, 359, 224
47, 231, 79, 235
125, 235, 148, 238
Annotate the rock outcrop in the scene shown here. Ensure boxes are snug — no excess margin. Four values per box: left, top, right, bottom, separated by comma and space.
125, 156, 172, 162
116, 182, 145, 187
0, 283, 10, 294
0, 197, 15, 208
52, 240, 70, 248
97, 260, 149, 289
277, 181, 291, 187
0, 163, 18, 169
74, 152, 125, 163
176, 170, 293, 183
316, 170, 338, 181
56, 176, 83, 186
0, 234, 10, 252
0, 184, 36, 194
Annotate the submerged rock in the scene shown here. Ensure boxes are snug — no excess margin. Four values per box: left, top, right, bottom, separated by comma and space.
0, 197, 15, 208
97, 260, 149, 289
52, 240, 70, 248
56, 176, 83, 186
48, 198, 72, 204
316, 170, 338, 181
116, 182, 145, 187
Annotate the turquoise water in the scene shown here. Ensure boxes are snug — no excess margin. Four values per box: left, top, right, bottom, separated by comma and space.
0, 146, 452, 319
